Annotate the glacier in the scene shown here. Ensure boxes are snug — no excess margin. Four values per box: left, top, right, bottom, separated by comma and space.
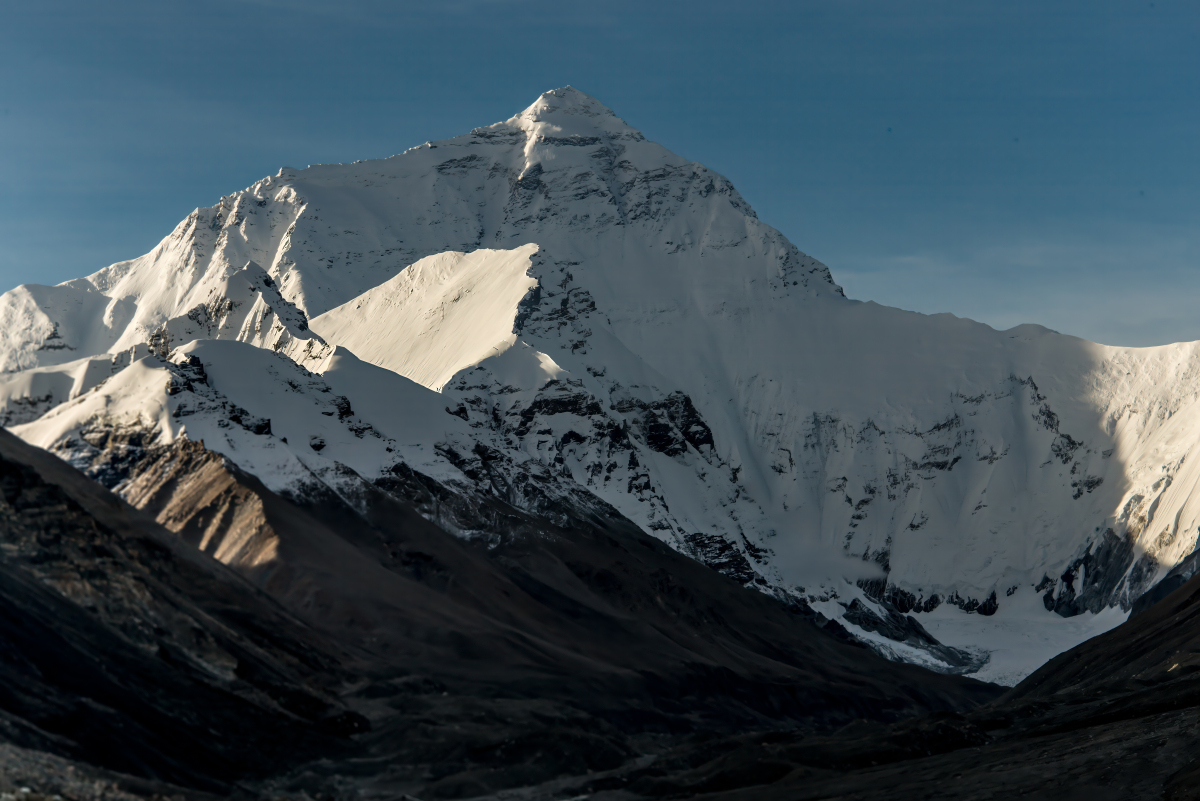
3, 86, 1199, 682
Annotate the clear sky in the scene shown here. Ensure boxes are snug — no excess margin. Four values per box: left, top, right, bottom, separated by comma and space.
1, 0, 1196, 346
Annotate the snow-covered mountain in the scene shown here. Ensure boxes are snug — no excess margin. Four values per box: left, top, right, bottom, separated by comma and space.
3, 86, 1198, 683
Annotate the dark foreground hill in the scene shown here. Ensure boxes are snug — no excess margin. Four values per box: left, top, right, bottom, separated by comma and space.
574, 555, 1200, 801
0, 428, 999, 798
6, 427, 1200, 799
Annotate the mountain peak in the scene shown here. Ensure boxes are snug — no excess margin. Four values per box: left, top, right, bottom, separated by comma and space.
521, 86, 608, 117
510, 86, 642, 140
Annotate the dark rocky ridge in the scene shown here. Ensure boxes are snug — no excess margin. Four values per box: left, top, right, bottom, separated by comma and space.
0, 430, 363, 793
8, 410, 1200, 797
0, 428, 999, 797
520, 551, 1200, 800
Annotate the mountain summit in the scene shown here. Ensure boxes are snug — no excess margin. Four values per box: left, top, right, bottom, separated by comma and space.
2, 89, 1200, 682
510, 85, 639, 135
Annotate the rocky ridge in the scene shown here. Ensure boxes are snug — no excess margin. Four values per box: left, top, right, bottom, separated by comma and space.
0, 423, 999, 799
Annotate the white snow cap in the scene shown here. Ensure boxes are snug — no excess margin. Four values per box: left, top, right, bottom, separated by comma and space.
8, 85, 1200, 685
509, 86, 641, 138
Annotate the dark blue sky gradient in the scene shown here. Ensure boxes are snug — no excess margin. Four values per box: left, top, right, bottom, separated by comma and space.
1, 0, 1197, 345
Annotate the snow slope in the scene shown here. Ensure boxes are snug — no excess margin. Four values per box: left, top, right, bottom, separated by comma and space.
4, 86, 1200, 680
308, 244, 539, 390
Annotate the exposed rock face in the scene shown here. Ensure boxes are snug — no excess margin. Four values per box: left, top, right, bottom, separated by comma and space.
120, 439, 279, 567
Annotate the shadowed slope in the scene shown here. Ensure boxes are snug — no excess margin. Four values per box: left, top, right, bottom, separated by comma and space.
0, 427, 1001, 797
0, 430, 366, 793
557, 561, 1200, 800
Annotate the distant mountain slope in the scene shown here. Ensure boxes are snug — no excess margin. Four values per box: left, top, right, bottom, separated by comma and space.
3, 86, 1200, 678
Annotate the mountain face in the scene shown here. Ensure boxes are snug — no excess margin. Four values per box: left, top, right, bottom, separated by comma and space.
0, 425, 999, 798
3, 86, 1200, 681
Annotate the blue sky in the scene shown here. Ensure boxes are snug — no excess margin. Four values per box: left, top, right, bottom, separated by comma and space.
1, 0, 1196, 345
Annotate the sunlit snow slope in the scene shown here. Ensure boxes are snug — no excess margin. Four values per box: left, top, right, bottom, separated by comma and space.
3, 86, 1199, 681
308, 245, 539, 390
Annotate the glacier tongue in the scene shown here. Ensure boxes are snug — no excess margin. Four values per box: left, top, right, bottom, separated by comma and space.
4, 86, 1200, 681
